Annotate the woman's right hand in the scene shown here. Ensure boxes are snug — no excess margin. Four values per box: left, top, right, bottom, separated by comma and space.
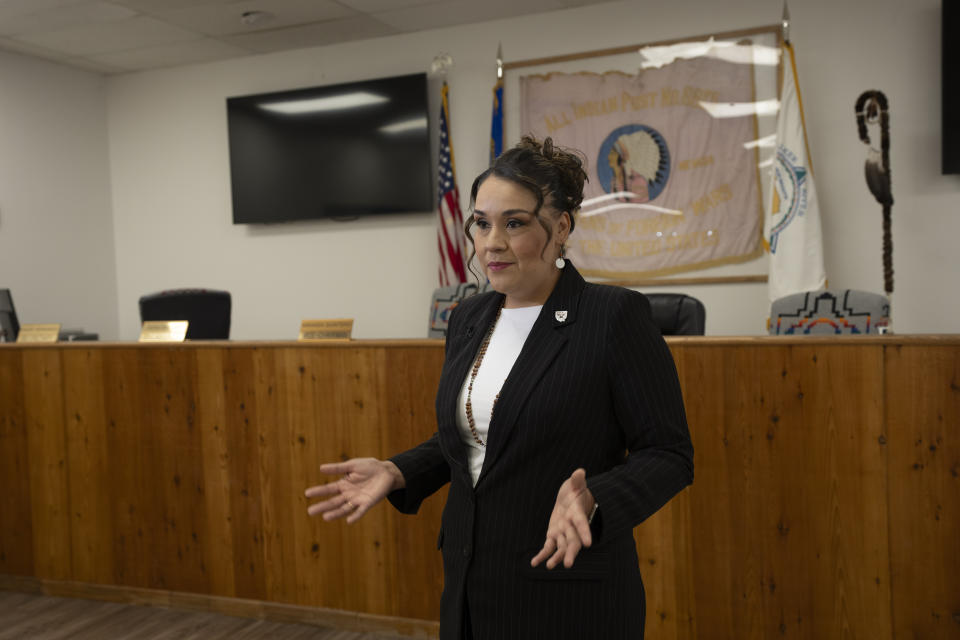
305, 458, 405, 524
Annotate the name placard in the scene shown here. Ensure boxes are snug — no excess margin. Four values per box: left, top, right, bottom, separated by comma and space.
139, 320, 189, 343
298, 319, 354, 342
16, 323, 61, 343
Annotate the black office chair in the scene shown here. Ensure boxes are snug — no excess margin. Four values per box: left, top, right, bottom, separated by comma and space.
139, 288, 232, 340
645, 293, 706, 336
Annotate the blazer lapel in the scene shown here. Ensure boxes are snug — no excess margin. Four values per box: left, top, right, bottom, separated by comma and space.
476, 265, 585, 486
437, 291, 504, 476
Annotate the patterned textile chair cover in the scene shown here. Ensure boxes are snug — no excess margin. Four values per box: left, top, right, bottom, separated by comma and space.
139, 288, 232, 340
429, 281, 487, 338
769, 289, 890, 335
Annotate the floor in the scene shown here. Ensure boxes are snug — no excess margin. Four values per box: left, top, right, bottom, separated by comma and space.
0, 591, 413, 640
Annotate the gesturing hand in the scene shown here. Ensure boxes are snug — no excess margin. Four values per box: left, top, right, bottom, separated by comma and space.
305, 458, 404, 524
531, 468, 596, 569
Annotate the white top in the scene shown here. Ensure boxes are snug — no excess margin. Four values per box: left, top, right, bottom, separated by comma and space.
457, 304, 542, 486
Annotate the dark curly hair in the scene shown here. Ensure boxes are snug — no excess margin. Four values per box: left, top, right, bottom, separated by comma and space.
464, 135, 588, 280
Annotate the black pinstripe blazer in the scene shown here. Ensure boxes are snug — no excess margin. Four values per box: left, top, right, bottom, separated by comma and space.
389, 264, 693, 639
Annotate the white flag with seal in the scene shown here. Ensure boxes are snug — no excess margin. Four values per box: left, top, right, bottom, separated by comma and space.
765, 43, 826, 301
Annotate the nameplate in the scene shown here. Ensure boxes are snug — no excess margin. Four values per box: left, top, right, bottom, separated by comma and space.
16, 323, 61, 343
298, 319, 354, 342
139, 320, 188, 342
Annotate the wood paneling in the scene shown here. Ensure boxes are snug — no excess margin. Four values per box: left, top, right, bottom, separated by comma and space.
885, 344, 960, 639
0, 349, 31, 575
665, 343, 893, 639
61, 348, 113, 585
0, 338, 956, 639
22, 349, 71, 581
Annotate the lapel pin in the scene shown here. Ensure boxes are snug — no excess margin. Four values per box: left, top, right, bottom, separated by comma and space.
555, 310, 568, 322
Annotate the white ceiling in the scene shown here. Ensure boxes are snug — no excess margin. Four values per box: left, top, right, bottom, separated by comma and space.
0, 0, 615, 75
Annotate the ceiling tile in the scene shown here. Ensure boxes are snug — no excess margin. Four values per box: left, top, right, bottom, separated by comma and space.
13, 15, 197, 56
59, 54, 125, 73
560, 0, 619, 6
0, 0, 94, 20
0, 34, 70, 60
85, 36, 250, 71
152, 0, 357, 37
109, 0, 234, 12
0, 2, 135, 37
335, 0, 447, 13
373, 0, 564, 32
222, 14, 397, 53
0, 0, 622, 74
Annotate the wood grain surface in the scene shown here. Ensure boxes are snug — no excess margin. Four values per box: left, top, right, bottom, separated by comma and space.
0, 583, 431, 639
0, 338, 957, 638
884, 343, 960, 637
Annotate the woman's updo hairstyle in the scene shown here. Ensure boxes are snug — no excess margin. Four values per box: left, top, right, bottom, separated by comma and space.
466, 135, 588, 240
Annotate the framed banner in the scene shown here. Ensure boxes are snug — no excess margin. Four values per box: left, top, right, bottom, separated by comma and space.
504, 26, 781, 285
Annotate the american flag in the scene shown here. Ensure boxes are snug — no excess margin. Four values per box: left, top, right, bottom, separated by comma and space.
437, 82, 468, 286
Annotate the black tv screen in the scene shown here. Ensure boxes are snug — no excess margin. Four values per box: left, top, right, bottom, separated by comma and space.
227, 73, 433, 223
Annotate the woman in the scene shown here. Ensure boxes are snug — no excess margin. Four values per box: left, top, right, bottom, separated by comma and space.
306, 136, 693, 639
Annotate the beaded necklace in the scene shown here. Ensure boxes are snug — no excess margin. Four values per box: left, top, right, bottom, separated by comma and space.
464, 304, 504, 447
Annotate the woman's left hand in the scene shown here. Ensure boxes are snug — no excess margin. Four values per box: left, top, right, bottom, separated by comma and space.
530, 468, 595, 569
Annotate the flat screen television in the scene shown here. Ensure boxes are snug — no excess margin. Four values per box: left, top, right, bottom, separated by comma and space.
0, 289, 19, 342
227, 73, 433, 223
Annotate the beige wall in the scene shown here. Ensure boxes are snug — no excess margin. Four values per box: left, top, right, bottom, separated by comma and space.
0, 51, 116, 339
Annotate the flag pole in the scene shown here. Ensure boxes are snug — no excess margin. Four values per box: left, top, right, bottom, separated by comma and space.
781, 1, 790, 45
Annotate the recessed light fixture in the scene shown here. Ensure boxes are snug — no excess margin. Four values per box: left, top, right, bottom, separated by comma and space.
240, 10, 273, 26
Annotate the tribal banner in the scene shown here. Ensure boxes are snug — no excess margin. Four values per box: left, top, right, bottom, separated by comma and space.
520, 55, 765, 278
